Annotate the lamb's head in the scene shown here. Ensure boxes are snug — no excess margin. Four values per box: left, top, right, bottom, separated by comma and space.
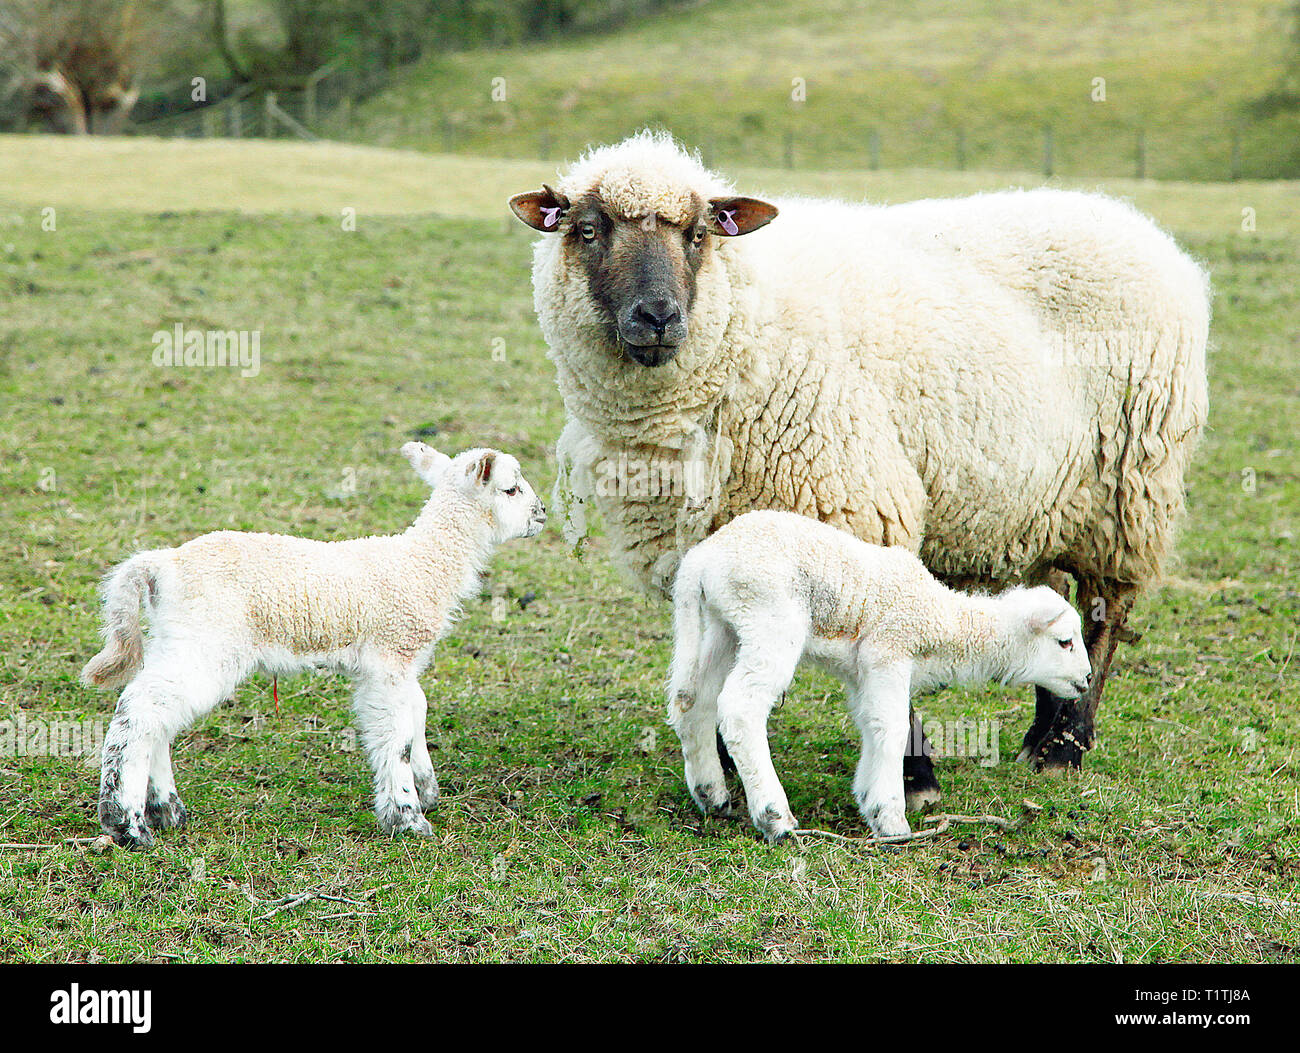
401, 442, 547, 542
1000, 586, 1092, 700
510, 131, 776, 367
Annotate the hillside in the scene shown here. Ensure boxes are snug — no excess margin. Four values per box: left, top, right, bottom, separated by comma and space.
341, 0, 1300, 180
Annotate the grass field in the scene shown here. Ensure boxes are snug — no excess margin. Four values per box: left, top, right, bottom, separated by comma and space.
0, 136, 1296, 963
343, 0, 1300, 181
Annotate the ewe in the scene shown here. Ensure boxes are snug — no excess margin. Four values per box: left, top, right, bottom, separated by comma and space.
667, 511, 1092, 842
511, 130, 1208, 798
82, 443, 546, 848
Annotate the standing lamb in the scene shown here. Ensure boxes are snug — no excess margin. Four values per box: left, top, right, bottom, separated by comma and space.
509, 130, 1208, 797
81, 443, 546, 848
668, 511, 1093, 843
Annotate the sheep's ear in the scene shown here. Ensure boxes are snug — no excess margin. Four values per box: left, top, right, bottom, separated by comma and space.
509, 184, 570, 231
467, 450, 497, 487
401, 441, 451, 486
706, 196, 778, 237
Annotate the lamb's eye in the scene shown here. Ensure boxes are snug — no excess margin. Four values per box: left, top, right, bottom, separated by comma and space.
1058, 638, 1073, 650
503, 485, 519, 497
579, 222, 597, 242
690, 226, 706, 246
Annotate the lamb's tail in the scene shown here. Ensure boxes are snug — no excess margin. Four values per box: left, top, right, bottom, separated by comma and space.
666, 553, 707, 723
81, 554, 158, 690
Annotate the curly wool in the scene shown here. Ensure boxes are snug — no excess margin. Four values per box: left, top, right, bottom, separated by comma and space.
537, 132, 1210, 597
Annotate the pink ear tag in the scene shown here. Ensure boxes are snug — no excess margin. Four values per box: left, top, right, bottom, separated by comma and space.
541, 206, 561, 229
717, 209, 739, 236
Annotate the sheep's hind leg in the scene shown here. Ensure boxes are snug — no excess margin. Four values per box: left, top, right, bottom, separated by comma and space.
352, 667, 433, 838
715, 633, 803, 844
669, 619, 736, 819
903, 709, 942, 812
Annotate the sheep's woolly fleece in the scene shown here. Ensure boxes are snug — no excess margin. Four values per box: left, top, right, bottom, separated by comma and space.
532, 131, 1210, 596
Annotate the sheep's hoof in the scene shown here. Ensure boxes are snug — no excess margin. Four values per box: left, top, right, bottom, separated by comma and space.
1019, 722, 1090, 772
903, 754, 942, 813
145, 793, 188, 831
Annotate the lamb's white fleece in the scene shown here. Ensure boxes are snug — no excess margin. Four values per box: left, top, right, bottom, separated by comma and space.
534, 132, 1210, 600
81, 443, 546, 848
665, 510, 1092, 842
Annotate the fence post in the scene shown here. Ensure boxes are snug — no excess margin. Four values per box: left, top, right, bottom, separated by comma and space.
868, 128, 880, 170
956, 126, 966, 171
1135, 128, 1146, 179
1230, 128, 1241, 181
539, 130, 551, 160
201, 106, 216, 138
265, 92, 276, 137
784, 130, 794, 170
1042, 124, 1054, 177
230, 99, 242, 138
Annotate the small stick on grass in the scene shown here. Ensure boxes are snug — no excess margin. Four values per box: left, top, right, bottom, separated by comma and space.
792, 816, 952, 846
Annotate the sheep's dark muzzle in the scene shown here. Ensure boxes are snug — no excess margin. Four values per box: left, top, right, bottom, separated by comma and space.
623, 342, 680, 367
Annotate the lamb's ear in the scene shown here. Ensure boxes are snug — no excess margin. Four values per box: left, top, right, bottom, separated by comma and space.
401, 441, 451, 486
1026, 596, 1072, 634
706, 196, 778, 237
467, 450, 497, 487
509, 184, 570, 232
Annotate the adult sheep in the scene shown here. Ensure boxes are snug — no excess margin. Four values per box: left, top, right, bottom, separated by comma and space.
509, 130, 1208, 803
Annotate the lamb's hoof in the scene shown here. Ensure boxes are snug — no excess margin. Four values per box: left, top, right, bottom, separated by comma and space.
380, 806, 434, 838
415, 775, 441, 811
100, 799, 154, 850
691, 783, 735, 818
754, 803, 797, 845
145, 793, 188, 831
860, 798, 911, 839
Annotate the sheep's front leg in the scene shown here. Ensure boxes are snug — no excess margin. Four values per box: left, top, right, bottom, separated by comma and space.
100, 702, 154, 850
667, 619, 736, 818
715, 637, 803, 844
352, 668, 432, 838
145, 740, 187, 832
405, 679, 440, 810
849, 661, 913, 838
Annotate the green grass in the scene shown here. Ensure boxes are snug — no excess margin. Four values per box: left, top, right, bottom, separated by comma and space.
342, 0, 1300, 181
0, 145, 1297, 962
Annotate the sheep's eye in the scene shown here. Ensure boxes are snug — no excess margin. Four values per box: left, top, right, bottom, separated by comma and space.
579, 222, 597, 242
1058, 638, 1073, 650
503, 485, 520, 496
690, 226, 706, 246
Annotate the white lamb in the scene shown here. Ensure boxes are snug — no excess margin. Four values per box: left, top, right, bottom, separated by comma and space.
81, 443, 546, 848
667, 511, 1092, 843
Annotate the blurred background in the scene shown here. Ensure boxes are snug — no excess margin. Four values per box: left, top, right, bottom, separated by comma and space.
3, 0, 1300, 180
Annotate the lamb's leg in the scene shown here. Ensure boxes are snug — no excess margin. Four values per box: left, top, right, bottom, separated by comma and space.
714, 633, 803, 844
668, 618, 736, 818
145, 742, 187, 832
1020, 579, 1137, 771
352, 666, 432, 837
405, 679, 440, 811
848, 663, 913, 838
100, 652, 230, 847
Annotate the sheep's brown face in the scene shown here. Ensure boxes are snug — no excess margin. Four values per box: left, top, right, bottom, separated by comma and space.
510, 184, 778, 367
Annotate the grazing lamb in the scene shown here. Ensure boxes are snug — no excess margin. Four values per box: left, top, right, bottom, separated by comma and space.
81, 443, 546, 848
510, 130, 1208, 798
667, 511, 1092, 843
